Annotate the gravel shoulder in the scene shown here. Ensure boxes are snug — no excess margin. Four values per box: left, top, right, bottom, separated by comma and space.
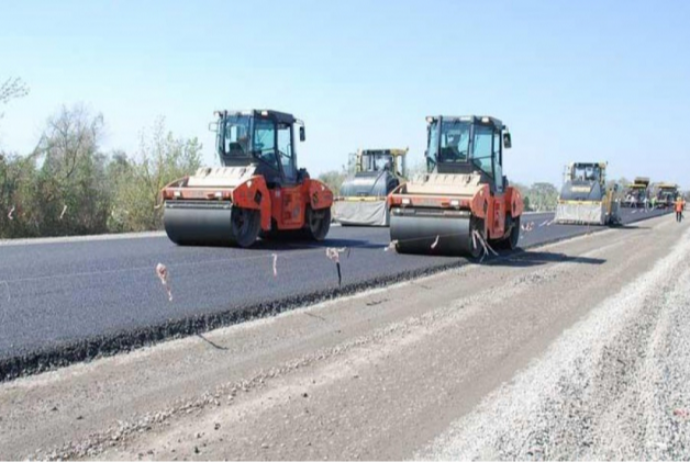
419, 219, 690, 461
0, 215, 686, 460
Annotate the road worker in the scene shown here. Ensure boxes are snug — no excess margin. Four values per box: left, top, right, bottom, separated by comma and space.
676, 196, 686, 223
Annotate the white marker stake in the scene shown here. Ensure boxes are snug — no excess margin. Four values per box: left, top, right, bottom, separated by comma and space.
155, 263, 173, 302
385, 240, 399, 252
59, 205, 67, 220
430, 235, 440, 249
325, 247, 341, 264
271, 253, 278, 277
7, 206, 15, 220
326, 248, 345, 286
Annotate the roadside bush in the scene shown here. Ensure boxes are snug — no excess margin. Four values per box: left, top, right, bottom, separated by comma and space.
108, 118, 202, 232
0, 108, 202, 238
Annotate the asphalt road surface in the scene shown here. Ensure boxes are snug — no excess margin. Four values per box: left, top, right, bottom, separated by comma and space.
1, 212, 687, 460
0, 208, 669, 378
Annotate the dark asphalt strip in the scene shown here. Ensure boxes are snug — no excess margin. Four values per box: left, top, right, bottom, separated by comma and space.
0, 209, 671, 381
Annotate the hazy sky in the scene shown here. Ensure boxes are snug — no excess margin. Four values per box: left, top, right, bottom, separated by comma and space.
1, 0, 688, 187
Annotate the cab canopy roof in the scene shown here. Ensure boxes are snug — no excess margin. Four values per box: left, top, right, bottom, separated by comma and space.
360, 148, 408, 157
426, 115, 505, 130
214, 109, 298, 125
568, 161, 608, 169
631, 177, 650, 188
658, 182, 678, 189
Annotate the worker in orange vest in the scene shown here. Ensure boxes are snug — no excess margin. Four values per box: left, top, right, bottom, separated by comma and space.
676, 195, 686, 223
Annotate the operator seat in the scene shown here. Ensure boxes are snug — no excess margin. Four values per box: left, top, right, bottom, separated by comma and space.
228, 142, 245, 157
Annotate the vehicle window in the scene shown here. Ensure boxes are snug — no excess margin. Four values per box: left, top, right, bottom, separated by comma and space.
439, 121, 471, 163
223, 116, 251, 157
254, 118, 279, 169
471, 125, 493, 177
573, 165, 601, 182
493, 131, 503, 191
427, 122, 439, 171
374, 155, 392, 171
277, 123, 296, 181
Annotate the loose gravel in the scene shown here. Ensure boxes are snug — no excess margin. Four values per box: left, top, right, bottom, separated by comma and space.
418, 226, 690, 460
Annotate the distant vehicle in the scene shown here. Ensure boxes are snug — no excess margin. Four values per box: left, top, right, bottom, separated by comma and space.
655, 183, 679, 209
554, 162, 621, 226
622, 177, 650, 208
333, 148, 408, 226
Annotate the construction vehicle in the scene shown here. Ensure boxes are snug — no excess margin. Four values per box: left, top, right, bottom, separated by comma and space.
554, 162, 621, 226
333, 148, 408, 226
162, 110, 333, 247
655, 183, 679, 209
623, 177, 650, 208
387, 115, 523, 257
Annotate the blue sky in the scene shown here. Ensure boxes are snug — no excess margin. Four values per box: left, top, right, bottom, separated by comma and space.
1, 0, 688, 187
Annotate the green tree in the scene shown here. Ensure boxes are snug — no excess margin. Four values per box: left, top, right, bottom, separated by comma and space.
528, 182, 559, 211
0, 77, 29, 121
0, 153, 39, 238
29, 105, 111, 236
110, 117, 202, 232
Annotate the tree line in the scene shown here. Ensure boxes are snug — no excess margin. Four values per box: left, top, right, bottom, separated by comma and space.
0, 99, 202, 238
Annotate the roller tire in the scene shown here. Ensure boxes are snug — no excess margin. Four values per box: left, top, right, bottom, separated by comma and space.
493, 215, 520, 251
231, 207, 262, 248
305, 206, 331, 241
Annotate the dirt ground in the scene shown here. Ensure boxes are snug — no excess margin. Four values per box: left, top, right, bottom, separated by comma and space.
2, 214, 689, 460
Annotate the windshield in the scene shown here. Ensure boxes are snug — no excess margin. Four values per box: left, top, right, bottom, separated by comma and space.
426, 120, 472, 171
362, 152, 394, 172
221, 115, 252, 157
571, 165, 601, 182
427, 119, 499, 173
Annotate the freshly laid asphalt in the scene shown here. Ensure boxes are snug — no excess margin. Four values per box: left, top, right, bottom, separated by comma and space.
0, 207, 671, 378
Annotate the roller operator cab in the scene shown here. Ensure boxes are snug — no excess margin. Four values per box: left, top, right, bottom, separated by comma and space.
162, 110, 333, 248
334, 148, 408, 226
387, 115, 523, 258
